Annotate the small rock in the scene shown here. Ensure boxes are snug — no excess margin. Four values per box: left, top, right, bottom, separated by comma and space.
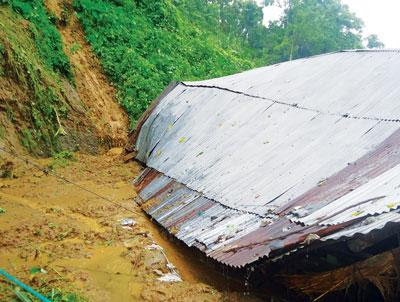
33, 171, 45, 178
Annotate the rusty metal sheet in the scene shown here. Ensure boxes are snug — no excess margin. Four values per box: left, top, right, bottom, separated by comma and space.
131, 50, 400, 267
134, 168, 268, 266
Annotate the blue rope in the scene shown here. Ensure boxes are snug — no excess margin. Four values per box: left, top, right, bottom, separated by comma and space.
0, 269, 52, 302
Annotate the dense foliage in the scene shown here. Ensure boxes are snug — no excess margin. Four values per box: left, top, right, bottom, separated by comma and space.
75, 0, 367, 126
74, 0, 256, 123
9, 0, 72, 79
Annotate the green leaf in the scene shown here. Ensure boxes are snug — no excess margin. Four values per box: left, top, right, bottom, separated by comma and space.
351, 210, 364, 217
13, 287, 33, 302
29, 267, 41, 274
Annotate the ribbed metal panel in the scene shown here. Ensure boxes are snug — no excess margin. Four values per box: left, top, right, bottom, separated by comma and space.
132, 50, 400, 267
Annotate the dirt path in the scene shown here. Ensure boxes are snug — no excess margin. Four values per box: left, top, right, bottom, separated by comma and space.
0, 150, 261, 301
45, 0, 129, 148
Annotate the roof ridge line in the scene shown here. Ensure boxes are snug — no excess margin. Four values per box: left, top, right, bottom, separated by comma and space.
181, 82, 400, 124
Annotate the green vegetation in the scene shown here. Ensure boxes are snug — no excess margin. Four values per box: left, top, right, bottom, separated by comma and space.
0, 5, 71, 155
74, 0, 366, 126
9, 0, 72, 79
0, 266, 86, 302
48, 150, 76, 170
74, 0, 256, 124
69, 42, 82, 54
366, 34, 385, 49
0, 282, 86, 302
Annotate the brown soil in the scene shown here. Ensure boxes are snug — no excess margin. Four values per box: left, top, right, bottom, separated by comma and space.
45, 0, 129, 149
0, 149, 262, 301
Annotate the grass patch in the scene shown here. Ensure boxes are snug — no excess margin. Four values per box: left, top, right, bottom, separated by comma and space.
69, 42, 82, 54
48, 150, 75, 170
20, 128, 38, 153
0, 282, 87, 302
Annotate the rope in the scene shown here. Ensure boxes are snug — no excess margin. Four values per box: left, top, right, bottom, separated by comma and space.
0, 269, 51, 302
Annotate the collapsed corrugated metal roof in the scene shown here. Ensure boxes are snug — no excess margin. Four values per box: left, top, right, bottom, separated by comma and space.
130, 50, 400, 267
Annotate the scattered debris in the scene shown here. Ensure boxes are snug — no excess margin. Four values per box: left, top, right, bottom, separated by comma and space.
123, 238, 138, 249
145, 244, 164, 251
153, 269, 164, 276
302, 233, 320, 245
120, 218, 136, 229
157, 272, 182, 283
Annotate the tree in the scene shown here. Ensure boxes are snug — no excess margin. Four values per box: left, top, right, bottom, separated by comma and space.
264, 0, 364, 62
366, 34, 384, 49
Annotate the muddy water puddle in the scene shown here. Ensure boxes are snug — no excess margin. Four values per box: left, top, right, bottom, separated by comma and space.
0, 151, 260, 301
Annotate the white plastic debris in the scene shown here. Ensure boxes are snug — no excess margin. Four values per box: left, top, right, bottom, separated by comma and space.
120, 218, 136, 227
157, 273, 182, 283
153, 269, 164, 276
145, 243, 163, 251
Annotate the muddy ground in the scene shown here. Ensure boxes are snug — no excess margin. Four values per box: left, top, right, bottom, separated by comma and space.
0, 149, 264, 301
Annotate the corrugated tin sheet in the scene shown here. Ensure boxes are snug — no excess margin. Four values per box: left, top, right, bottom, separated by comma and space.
132, 50, 400, 267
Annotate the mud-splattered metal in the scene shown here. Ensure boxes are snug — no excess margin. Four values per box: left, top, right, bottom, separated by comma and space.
130, 50, 400, 267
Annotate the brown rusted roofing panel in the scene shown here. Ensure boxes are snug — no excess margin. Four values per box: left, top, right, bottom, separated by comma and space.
134, 167, 369, 267
279, 127, 400, 216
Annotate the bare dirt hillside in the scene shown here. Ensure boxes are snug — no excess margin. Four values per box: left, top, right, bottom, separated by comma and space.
0, 149, 261, 301
45, 0, 128, 148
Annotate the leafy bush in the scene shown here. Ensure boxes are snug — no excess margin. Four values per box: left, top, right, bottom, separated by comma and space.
10, 0, 72, 79
49, 150, 76, 170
